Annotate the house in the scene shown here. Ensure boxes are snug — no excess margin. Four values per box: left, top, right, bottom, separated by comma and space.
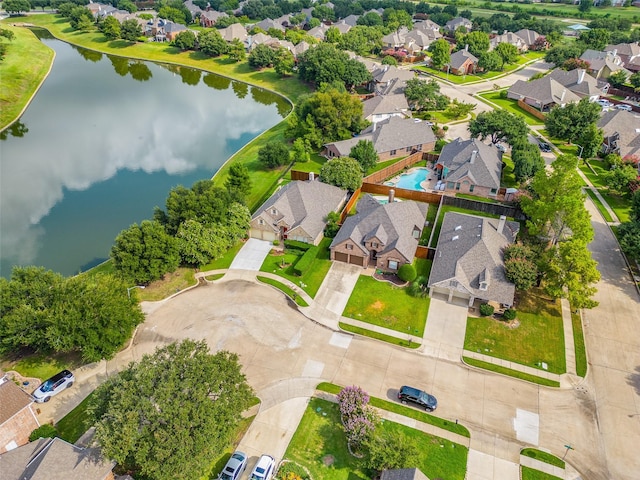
307, 24, 328, 40
86, 2, 117, 19
381, 468, 430, 480
200, 10, 228, 28
291, 40, 311, 59
515, 29, 546, 50
255, 18, 285, 32
446, 48, 478, 75
0, 373, 40, 454
0, 437, 116, 480
507, 77, 581, 112
369, 64, 415, 95
490, 31, 527, 52
579, 49, 628, 80
605, 43, 640, 71
323, 116, 437, 162
249, 180, 348, 245
428, 212, 520, 307
332, 21, 352, 34
413, 19, 442, 39
340, 14, 360, 27
362, 94, 410, 123
435, 138, 502, 197
183, 0, 203, 17
382, 27, 409, 49
597, 110, 640, 158
330, 194, 428, 271
403, 30, 436, 53
218, 23, 248, 42
444, 17, 472, 34
547, 68, 607, 100
156, 21, 187, 42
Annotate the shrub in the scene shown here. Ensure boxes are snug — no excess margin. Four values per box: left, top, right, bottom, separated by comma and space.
479, 303, 495, 316
272, 240, 280, 246
29, 424, 58, 442
292, 247, 318, 276
277, 462, 308, 480
397, 264, 417, 282
435, 139, 447, 151
407, 276, 429, 298
284, 239, 312, 251
503, 308, 517, 320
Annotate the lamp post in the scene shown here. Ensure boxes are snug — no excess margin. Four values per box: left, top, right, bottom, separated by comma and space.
127, 285, 145, 299
562, 444, 574, 460
576, 144, 584, 161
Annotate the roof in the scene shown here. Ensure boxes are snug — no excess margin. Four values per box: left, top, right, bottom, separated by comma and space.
508, 77, 581, 107
597, 110, 640, 157
371, 64, 415, 85
256, 18, 285, 32
547, 68, 603, 97
428, 212, 520, 305
0, 437, 115, 480
437, 138, 502, 189
514, 28, 541, 47
219, 23, 248, 42
448, 49, 478, 70
605, 42, 640, 60
381, 468, 430, 480
362, 94, 409, 120
253, 180, 347, 239
579, 49, 626, 74
201, 10, 228, 21
445, 17, 472, 31
330, 196, 428, 262
490, 31, 525, 49
0, 376, 34, 425
568, 24, 590, 31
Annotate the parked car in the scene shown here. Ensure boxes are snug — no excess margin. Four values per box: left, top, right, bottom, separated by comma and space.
538, 142, 552, 153
493, 143, 506, 153
219, 451, 247, 480
597, 99, 612, 108
249, 455, 275, 480
397, 385, 438, 411
32, 370, 75, 403
615, 104, 632, 111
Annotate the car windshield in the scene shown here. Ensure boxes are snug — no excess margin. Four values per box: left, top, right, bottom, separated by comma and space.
250, 474, 263, 480
39, 380, 54, 392
419, 392, 432, 404
221, 473, 233, 480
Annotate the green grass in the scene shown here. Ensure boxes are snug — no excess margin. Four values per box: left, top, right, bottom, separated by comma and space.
207, 415, 256, 480
463, 357, 560, 388
501, 154, 517, 188
414, 258, 432, 278
138, 267, 197, 302
478, 91, 545, 126
339, 322, 421, 348
289, 152, 326, 176
584, 188, 614, 222
421, 203, 438, 245
0, 25, 55, 130
521, 466, 563, 480
578, 160, 632, 222
55, 392, 95, 443
200, 241, 244, 271
256, 276, 309, 307
343, 276, 430, 336
464, 289, 566, 374
205, 273, 225, 281
571, 310, 587, 378
521, 448, 565, 469
259, 238, 332, 298
456, 193, 502, 203
284, 398, 468, 480
3, 352, 78, 380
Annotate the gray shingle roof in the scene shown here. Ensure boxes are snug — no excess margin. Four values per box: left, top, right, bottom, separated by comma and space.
362, 94, 409, 120
428, 212, 520, 306
514, 29, 541, 47
437, 138, 502, 189
253, 180, 347, 240
597, 109, 640, 157
448, 49, 478, 70
330, 195, 428, 261
547, 68, 603, 97
508, 77, 581, 107
0, 376, 33, 424
445, 17, 472, 32
381, 468, 430, 480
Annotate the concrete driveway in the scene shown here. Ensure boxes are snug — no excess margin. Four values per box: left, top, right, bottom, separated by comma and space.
421, 297, 468, 362
314, 262, 362, 315
229, 238, 273, 271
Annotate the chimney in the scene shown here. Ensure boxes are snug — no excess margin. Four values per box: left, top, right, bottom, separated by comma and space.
470, 150, 478, 164
465, 44, 469, 52
578, 68, 585, 84
561, 89, 566, 102
309, 171, 315, 181
498, 215, 506, 235
388, 188, 395, 204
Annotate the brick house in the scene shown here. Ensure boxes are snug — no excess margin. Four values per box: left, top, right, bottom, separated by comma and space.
446, 48, 478, 75
0, 373, 40, 454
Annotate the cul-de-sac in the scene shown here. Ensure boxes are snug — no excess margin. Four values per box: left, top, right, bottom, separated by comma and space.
0, 1, 639, 479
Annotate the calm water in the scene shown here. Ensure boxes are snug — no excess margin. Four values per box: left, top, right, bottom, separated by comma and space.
396, 168, 428, 191
0, 31, 289, 277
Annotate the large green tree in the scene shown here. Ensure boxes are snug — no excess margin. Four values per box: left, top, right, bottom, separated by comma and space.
248, 44, 276, 69
545, 98, 602, 144
100, 15, 121, 40
468, 110, 528, 146
173, 30, 196, 50
177, 219, 232, 266
3, 0, 31, 14
224, 163, 252, 203
319, 157, 363, 192
478, 50, 504, 72
349, 139, 378, 174
258, 141, 289, 169
111, 220, 180, 284
495, 42, 519, 64
457, 31, 490, 58
511, 141, 545, 182
429, 38, 451, 69
120, 18, 142, 42
297, 43, 372, 89
363, 430, 420, 472
198, 29, 229, 57
404, 77, 449, 112
89, 340, 253, 480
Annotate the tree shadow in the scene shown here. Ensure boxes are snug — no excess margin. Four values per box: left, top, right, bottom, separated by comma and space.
626, 365, 640, 396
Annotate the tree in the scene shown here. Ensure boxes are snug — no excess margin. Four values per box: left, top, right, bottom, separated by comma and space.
89, 340, 253, 480
3, 0, 31, 14
69, 6, 94, 31
457, 31, 490, 58
349, 139, 378, 174
544, 98, 601, 144
177, 219, 232, 265
173, 30, 196, 50
100, 15, 121, 40
290, 138, 310, 164
228, 38, 245, 62
562, 57, 590, 71
381, 55, 397, 66
29, 424, 58, 442
111, 220, 180, 284
579, 28, 610, 51
319, 157, 363, 192
544, 43, 585, 66
512, 141, 545, 182
57, 2, 75, 17
617, 221, 640, 259
157, 6, 186, 25
118, 0, 136, 13
579, 0, 591, 12
404, 77, 449, 112
120, 18, 142, 42
198, 29, 228, 57
630, 72, 640, 90
363, 430, 420, 472
248, 44, 276, 69
608, 70, 628, 89
297, 43, 372, 89
342, 59, 372, 91
339, 26, 383, 57
325, 25, 341, 43
430, 38, 451, 69
357, 11, 382, 27
324, 211, 341, 238
273, 47, 294, 76
504, 257, 538, 290
446, 99, 476, 119
495, 42, 519, 64
224, 163, 252, 203
397, 264, 417, 282
576, 123, 603, 159
603, 164, 638, 195
468, 110, 528, 146
478, 50, 504, 72
258, 141, 289, 169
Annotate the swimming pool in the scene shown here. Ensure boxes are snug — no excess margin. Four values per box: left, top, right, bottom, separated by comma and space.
395, 168, 429, 191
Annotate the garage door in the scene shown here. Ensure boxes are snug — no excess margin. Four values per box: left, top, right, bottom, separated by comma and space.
349, 255, 365, 266
335, 252, 348, 263
251, 229, 277, 242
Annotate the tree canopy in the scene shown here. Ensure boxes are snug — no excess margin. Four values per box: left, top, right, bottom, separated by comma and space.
544, 98, 601, 144
320, 157, 363, 192
429, 38, 451, 69
89, 340, 253, 480
349, 139, 378, 174
297, 44, 372, 89
468, 110, 528, 146
258, 141, 290, 169
404, 78, 449, 112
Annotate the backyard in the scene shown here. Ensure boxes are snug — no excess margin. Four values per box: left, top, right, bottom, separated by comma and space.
282, 397, 468, 480
464, 288, 566, 375
478, 90, 545, 127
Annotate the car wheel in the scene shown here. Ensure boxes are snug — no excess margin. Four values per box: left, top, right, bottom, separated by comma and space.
66, 382, 73, 389
43, 396, 51, 402
426, 407, 433, 412
401, 400, 407, 404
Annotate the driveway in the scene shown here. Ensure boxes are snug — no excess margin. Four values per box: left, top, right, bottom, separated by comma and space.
421, 297, 468, 362
229, 238, 273, 271
313, 262, 362, 316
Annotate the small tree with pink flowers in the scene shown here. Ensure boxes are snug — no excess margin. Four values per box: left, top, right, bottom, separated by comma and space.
337, 386, 379, 455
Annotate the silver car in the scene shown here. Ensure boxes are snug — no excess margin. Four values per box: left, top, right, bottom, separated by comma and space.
219, 451, 248, 480
249, 455, 275, 480
32, 370, 75, 403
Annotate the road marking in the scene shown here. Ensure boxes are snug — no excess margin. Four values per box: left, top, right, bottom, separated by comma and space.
513, 408, 539, 445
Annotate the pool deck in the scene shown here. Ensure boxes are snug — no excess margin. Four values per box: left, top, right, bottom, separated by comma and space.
385, 166, 443, 192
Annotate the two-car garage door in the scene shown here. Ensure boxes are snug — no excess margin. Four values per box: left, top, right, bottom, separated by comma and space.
334, 252, 366, 267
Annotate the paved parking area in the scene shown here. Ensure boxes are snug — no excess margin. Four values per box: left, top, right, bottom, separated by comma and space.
314, 262, 362, 315
229, 238, 273, 271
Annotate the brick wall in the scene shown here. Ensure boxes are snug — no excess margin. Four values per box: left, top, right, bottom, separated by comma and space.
0, 406, 39, 453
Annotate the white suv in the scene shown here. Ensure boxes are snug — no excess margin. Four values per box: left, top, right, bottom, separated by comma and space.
249, 455, 275, 480
32, 370, 75, 403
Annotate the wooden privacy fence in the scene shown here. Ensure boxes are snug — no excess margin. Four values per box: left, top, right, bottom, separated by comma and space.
441, 195, 525, 220
361, 182, 443, 204
415, 246, 435, 260
339, 187, 362, 224
363, 151, 439, 184
517, 99, 546, 120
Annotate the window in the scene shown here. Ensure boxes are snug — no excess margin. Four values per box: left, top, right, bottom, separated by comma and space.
412, 228, 420, 239
388, 260, 398, 270
390, 149, 397, 155
447, 182, 454, 189
455, 183, 461, 190
417, 144, 422, 151
371, 242, 378, 248
346, 244, 353, 250
469, 184, 475, 192
271, 208, 277, 215
406, 146, 412, 152
258, 219, 264, 225
490, 188, 497, 195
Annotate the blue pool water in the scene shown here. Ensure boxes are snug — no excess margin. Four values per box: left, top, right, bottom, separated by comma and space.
395, 169, 428, 191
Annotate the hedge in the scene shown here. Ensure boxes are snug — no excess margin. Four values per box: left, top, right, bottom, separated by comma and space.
292, 246, 318, 276
284, 239, 313, 251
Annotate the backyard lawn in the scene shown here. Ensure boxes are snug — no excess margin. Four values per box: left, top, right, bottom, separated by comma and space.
464, 288, 566, 374
259, 238, 332, 298
343, 275, 429, 336
55, 392, 95, 443
478, 91, 545, 126
283, 398, 468, 480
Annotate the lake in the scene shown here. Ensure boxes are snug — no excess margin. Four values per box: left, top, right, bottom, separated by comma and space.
0, 31, 289, 277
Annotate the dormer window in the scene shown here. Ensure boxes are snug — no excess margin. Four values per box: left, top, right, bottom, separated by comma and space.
271, 208, 277, 215
479, 282, 488, 291
258, 219, 264, 225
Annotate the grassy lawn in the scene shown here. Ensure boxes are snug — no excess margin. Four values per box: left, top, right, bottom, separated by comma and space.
571, 310, 587, 378
0, 25, 55, 130
284, 398, 468, 480
521, 466, 562, 480
414, 257, 432, 278
464, 288, 566, 374
478, 91, 545, 126
1, 351, 79, 380
200, 241, 244, 271
584, 188, 614, 222
259, 238, 332, 298
138, 267, 197, 302
521, 448, 565, 469
289, 152, 327, 176
463, 357, 560, 388
501, 154, 518, 188
257, 276, 309, 307
55, 392, 95, 443
339, 323, 421, 348
579, 160, 632, 222
343, 276, 429, 336
421, 203, 438, 246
